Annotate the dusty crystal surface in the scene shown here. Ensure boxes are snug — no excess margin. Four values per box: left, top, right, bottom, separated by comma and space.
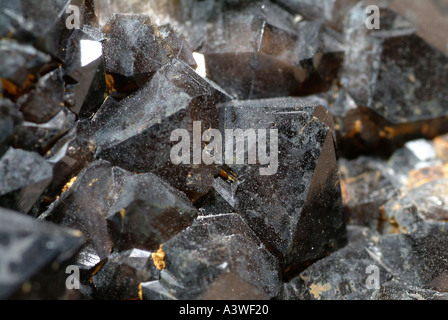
216, 97, 346, 276
1, 0, 448, 301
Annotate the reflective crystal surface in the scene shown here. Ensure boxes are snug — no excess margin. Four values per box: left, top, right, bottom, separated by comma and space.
0, 147, 53, 213
106, 172, 198, 252
1, 0, 448, 301
91, 59, 230, 200
92, 249, 160, 300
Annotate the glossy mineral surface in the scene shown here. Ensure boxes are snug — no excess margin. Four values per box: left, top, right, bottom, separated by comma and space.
0, 0, 447, 300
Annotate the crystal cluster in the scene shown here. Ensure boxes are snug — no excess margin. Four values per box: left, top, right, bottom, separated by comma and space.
0, 0, 447, 300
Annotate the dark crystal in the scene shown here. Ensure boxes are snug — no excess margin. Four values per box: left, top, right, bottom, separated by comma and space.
0, 98, 23, 157
41, 160, 124, 260
0, 40, 51, 88
383, 179, 448, 235
339, 156, 397, 229
202, 1, 344, 99
62, 29, 106, 118
0, 207, 83, 299
218, 97, 346, 276
16, 68, 65, 124
12, 107, 76, 154
272, 0, 359, 31
91, 59, 230, 200
140, 214, 281, 300
334, 2, 448, 156
281, 226, 391, 300
101, 14, 196, 92
92, 249, 160, 300
106, 172, 198, 252
0, 147, 53, 213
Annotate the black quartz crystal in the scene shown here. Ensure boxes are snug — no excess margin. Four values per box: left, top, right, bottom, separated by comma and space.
217, 97, 347, 277
1, 0, 448, 301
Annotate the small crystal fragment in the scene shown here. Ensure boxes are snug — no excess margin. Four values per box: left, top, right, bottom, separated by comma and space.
0, 207, 83, 299
0, 147, 53, 213
92, 249, 159, 300
106, 172, 198, 252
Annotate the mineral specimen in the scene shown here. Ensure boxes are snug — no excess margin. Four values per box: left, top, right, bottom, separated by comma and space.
93, 0, 216, 51
62, 28, 106, 118
41, 160, 121, 260
339, 156, 397, 229
273, 0, 359, 31
284, 224, 448, 300
2, 0, 448, 302
92, 249, 160, 300
0, 99, 23, 157
106, 172, 198, 252
281, 226, 391, 300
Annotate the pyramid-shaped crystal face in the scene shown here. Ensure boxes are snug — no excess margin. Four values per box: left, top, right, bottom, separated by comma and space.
42, 160, 121, 260
217, 97, 347, 275
0, 0, 71, 40
91, 59, 230, 200
101, 14, 196, 92
0, 207, 83, 299
41, 159, 199, 286
202, 0, 344, 100
63, 29, 106, 118
93, 0, 216, 51
106, 172, 199, 252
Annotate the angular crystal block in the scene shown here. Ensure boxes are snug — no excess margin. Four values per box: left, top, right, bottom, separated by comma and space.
218, 96, 346, 277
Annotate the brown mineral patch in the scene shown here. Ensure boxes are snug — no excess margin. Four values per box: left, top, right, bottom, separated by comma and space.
309, 283, 332, 299
407, 165, 448, 189
152, 245, 166, 271
434, 135, 448, 161
61, 176, 78, 195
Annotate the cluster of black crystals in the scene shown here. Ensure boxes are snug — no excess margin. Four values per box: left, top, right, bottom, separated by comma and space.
0, 0, 448, 300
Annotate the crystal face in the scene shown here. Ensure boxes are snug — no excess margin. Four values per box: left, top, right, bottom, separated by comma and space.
1, 0, 448, 301
202, 1, 344, 100
216, 97, 346, 275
